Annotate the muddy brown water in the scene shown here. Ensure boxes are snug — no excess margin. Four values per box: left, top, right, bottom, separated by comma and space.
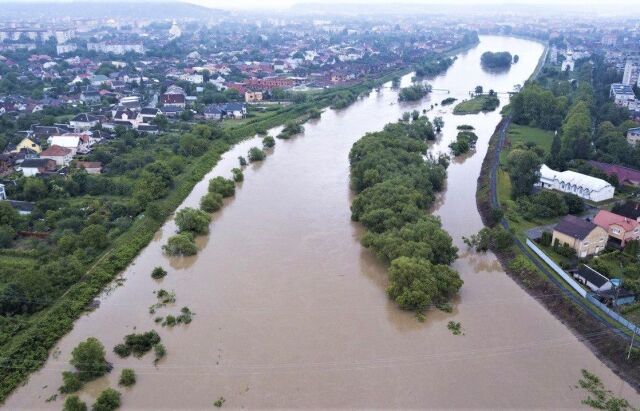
6, 36, 639, 409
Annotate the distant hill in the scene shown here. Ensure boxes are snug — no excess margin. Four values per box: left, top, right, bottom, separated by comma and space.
0, 1, 225, 21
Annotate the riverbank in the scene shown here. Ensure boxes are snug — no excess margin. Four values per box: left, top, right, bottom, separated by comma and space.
475, 117, 640, 390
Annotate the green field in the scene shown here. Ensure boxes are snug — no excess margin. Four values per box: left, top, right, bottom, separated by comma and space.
453, 95, 500, 115
506, 124, 554, 154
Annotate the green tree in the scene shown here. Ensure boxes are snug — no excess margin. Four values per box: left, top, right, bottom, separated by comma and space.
231, 167, 244, 182
80, 224, 109, 249
262, 136, 275, 149
92, 388, 121, 411
200, 192, 224, 213
163, 233, 198, 256
59, 371, 83, 393
208, 177, 235, 197
248, 147, 266, 162
561, 101, 592, 160
0, 225, 16, 248
151, 267, 167, 279
507, 149, 541, 198
63, 395, 87, 411
22, 178, 48, 201
175, 207, 211, 235
119, 368, 136, 387
387, 256, 462, 312
70, 337, 110, 381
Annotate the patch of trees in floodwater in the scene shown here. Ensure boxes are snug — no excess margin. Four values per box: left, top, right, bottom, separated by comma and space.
349, 116, 462, 317
480, 51, 514, 70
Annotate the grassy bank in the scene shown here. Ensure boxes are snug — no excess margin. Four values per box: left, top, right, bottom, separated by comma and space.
453, 94, 500, 115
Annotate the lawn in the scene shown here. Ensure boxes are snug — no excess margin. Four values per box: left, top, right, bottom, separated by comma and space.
506, 124, 554, 155
453, 94, 500, 115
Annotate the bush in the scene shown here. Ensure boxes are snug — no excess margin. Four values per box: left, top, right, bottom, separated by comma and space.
163, 233, 198, 256
175, 207, 211, 235
116, 330, 161, 358
200, 192, 224, 213
119, 368, 136, 387
154, 343, 166, 364
540, 231, 553, 247
92, 388, 121, 411
113, 343, 131, 358
151, 266, 167, 280
0, 225, 16, 248
262, 136, 275, 149
63, 395, 87, 411
70, 337, 110, 381
248, 147, 266, 162
449, 131, 478, 156
208, 177, 235, 197
277, 121, 303, 139
59, 371, 83, 394
238, 156, 247, 166
398, 84, 432, 101
231, 168, 244, 182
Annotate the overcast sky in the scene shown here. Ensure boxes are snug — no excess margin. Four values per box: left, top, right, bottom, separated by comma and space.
184, 0, 640, 10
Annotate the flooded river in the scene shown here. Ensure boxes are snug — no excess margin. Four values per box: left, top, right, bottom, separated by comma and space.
6, 36, 639, 409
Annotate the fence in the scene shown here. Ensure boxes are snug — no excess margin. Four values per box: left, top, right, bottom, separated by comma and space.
526, 239, 587, 297
526, 239, 640, 337
586, 294, 640, 336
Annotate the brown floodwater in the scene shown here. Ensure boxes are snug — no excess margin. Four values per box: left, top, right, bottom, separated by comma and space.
5, 36, 640, 410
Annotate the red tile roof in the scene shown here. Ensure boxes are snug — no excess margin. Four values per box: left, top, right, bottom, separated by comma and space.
594, 210, 639, 232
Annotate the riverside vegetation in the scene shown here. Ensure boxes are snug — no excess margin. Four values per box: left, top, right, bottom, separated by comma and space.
349, 116, 461, 313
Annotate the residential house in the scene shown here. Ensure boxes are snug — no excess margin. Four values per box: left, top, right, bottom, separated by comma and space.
137, 107, 160, 124
161, 106, 184, 118
40, 145, 73, 166
610, 83, 637, 108
80, 86, 100, 104
627, 127, 640, 146
594, 209, 640, 247
113, 108, 138, 126
538, 164, 615, 202
70, 113, 100, 131
160, 93, 186, 108
204, 104, 224, 120
588, 160, 640, 186
47, 135, 83, 155
221, 102, 246, 118
574, 265, 613, 292
76, 161, 102, 174
245, 91, 263, 103
613, 201, 640, 222
11, 138, 41, 154
552, 215, 608, 257
574, 265, 636, 305
20, 158, 56, 176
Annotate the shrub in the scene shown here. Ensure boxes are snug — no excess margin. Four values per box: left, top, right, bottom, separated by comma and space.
151, 266, 167, 280
214, 397, 226, 407
0, 225, 16, 248
277, 121, 303, 139
113, 343, 131, 358
63, 395, 87, 411
119, 368, 136, 387
116, 330, 161, 358
231, 168, 244, 182
175, 207, 211, 235
163, 233, 198, 256
540, 231, 553, 247
154, 343, 166, 364
200, 192, 224, 213
92, 388, 121, 411
208, 177, 235, 197
248, 147, 266, 162
262, 136, 275, 149
70, 337, 110, 381
238, 156, 247, 166
59, 371, 83, 394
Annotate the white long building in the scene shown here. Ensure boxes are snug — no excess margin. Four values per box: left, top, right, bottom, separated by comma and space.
538, 164, 615, 202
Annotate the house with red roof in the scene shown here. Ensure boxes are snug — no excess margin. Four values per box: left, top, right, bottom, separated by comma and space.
593, 209, 640, 247
40, 145, 73, 166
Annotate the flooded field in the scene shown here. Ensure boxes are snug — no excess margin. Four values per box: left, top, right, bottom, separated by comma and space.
6, 36, 639, 409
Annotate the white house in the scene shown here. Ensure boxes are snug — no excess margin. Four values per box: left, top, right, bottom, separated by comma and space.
47, 135, 82, 155
628, 127, 640, 146
69, 113, 100, 131
538, 164, 615, 202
